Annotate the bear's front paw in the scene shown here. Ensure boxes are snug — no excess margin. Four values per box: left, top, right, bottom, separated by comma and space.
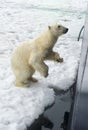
56, 57, 63, 63
55, 53, 63, 63
43, 69, 49, 77
44, 72, 48, 77
42, 66, 49, 78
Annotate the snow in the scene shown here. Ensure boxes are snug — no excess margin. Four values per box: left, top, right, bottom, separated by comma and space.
0, 78, 54, 130
0, 0, 87, 129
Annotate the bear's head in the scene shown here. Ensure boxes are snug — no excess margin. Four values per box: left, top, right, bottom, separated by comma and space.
48, 24, 68, 37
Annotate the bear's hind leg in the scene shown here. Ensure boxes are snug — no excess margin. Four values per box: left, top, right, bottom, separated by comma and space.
14, 79, 26, 87
14, 67, 35, 87
14, 76, 30, 87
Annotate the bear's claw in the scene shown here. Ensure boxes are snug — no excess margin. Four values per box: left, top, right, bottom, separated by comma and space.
44, 73, 49, 78
56, 58, 63, 63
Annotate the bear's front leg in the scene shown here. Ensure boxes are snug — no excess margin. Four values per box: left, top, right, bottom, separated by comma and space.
34, 62, 49, 77
46, 51, 63, 63
39, 62, 49, 77
29, 57, 49, 77
54, 52, 63, 62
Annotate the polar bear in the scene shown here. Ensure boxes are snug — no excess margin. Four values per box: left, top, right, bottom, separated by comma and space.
11, 24, 68, 86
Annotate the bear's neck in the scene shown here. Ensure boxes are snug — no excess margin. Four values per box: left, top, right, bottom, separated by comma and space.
41, 29, 58, 50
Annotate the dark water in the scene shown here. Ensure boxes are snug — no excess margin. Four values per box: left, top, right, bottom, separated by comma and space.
27, 90, 72, 130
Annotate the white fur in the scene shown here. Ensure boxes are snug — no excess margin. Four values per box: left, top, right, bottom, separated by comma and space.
11, 24, 68, 86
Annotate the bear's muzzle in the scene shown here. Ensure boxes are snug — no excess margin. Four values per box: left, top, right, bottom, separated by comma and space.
63, 28, 68, 34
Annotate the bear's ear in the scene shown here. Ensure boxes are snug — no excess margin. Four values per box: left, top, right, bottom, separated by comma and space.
48, 26, 51, 30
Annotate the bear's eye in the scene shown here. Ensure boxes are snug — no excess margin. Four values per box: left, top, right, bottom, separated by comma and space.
58, 25, 61, 28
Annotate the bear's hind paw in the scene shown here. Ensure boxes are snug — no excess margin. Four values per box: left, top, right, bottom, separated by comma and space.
29, 77, 38, 82
14, 80, 30, 87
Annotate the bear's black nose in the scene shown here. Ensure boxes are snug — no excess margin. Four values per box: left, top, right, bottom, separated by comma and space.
64, 28, 68, 34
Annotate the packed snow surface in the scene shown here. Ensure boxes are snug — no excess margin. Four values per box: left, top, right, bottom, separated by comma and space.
0, 0, 87, 129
